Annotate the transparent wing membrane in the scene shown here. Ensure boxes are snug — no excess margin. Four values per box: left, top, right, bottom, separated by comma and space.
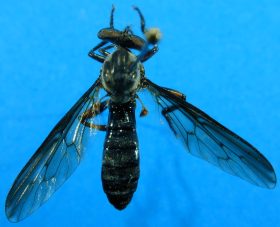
145, 79, 276, 189
6, 79, 102, 222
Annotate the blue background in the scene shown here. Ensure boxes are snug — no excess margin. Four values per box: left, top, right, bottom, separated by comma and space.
1, 0, 280, 226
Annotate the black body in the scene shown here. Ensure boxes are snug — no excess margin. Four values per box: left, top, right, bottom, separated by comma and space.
102, 100, 139, 209
90, 7, 157, 209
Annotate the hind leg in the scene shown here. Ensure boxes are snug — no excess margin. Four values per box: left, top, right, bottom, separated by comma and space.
79, 100, 109, 131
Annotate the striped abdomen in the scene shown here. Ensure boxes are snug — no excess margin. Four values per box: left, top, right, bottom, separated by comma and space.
102, 100, 139, 210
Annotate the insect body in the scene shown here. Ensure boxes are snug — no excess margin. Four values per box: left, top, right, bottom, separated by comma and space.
101, 48, 143, 209
6, 6, 276, 222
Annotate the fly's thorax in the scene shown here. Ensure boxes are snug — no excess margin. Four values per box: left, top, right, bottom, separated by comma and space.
101, 48, 141, 103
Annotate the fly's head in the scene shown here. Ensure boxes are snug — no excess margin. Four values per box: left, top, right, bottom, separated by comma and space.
101, 47, 142, 103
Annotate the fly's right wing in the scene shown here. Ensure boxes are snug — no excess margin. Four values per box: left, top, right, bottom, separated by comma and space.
144, 78, 276, 189
6, 79, 103, 222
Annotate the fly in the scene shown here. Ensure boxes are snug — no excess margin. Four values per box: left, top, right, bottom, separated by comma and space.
6, 6, 276, 222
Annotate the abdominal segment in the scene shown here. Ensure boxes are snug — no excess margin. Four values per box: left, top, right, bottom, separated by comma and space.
102, 100, 139, 209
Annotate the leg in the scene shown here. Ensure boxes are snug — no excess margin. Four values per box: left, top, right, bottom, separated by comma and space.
110, 5, 115, 28
98, 44, 115, 56
133, 6, 161, 45
133, 7, 160, 61
88, 41, 108, 63
133, 6, 146, 33
79, 100, 109, 131
141, 45, 158, 62
136, 95, 148, 117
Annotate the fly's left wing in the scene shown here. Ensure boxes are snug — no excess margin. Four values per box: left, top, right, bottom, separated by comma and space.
6, 79, 102, 222
144, 78, 276, 189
